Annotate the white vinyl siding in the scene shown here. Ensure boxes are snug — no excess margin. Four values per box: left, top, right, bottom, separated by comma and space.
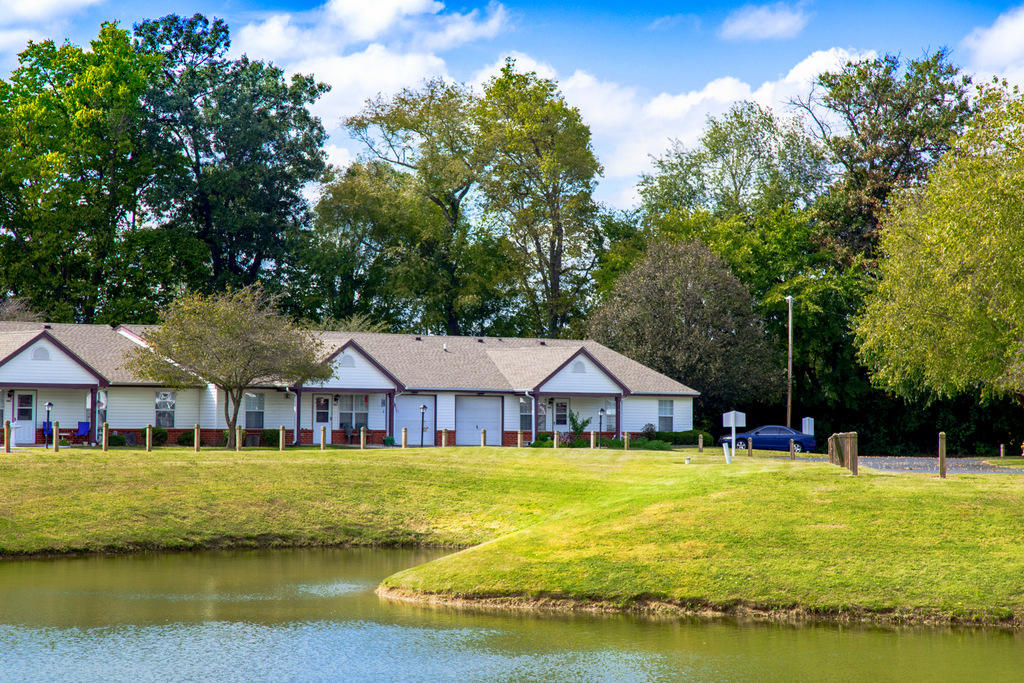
298, 391, 387, 431
395, 395, 434, 444
435, 393, 455, 431
538, 353, 620, 394
621, 397, 693, 433
0, 338, 98, 385
305, 348, 396, 391
104, 387, 201, 429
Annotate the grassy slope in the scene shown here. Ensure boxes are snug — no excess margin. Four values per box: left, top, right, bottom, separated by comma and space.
3, 446, 1024, 622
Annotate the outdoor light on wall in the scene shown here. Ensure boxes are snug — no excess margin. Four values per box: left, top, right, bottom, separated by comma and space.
333, 394, 340, 403
598, 407, 605, 441
6, 390, 12, 399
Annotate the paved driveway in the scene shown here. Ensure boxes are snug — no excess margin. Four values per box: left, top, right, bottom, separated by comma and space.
776, 455, 1024, 474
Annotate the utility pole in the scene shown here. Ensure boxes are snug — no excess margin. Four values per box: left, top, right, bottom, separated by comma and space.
785, 295, 794, 429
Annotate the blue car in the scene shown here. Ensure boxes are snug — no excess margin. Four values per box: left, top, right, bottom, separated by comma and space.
718, 425, 816, 453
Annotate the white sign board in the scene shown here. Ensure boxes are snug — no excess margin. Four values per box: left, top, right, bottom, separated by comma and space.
722, 411, 746, 428
801, 417, 814, 436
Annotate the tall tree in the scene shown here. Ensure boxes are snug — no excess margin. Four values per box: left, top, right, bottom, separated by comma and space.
346, 79, 485, 334
857, 84, 1024, 405
589, 240, 780, 417
127, 287, 332, 448
134, 13, 329, 290
479, 60, 603, 338
0, 23, 178, 322
793, 49, 972, 260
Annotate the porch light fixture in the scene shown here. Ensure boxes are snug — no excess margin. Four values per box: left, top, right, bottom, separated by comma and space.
419, 404, 427, 448
333, 394, 340, 403
598, 408, 605, 445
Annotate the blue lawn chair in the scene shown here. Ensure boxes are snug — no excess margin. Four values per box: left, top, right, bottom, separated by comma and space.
76, 422, 90, 437
42, 421, 52, 437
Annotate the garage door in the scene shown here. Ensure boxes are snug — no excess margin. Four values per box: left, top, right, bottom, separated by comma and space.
395, 395, 434, 446
455, 396, 501, 446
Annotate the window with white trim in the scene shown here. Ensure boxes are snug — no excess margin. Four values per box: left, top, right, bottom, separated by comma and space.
554, 400, 568, 427
658, 400, 673, 432
338, 394, 369, 430
155, 391, 175, 428
519, 399, 532, 431
245, 393, 265, 429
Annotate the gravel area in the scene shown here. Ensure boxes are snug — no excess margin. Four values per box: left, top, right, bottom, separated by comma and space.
772, 454, 1024, 475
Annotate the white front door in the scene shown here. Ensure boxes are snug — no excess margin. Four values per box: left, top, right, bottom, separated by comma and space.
313, 395, 332, 444
13, 391, 35, 445
455, 396, 501, 446
395, 395, 434, 447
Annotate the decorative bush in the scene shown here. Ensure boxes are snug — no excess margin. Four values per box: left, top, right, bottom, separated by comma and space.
632, 437, 672, 451
568, 438, 588, 448
176, 430, 195, 446
568, 410, 592, 437
152, 427, 168, 446
535, 432, 552, 442
654, 430, 714, 445
383, 436, 395, 446
261, 429, 280, 448
107, 433, 127, 447
641, 423, 657, 439
599, 437, 624, 449
222, 429, 231, 446
530, 439, 553, 448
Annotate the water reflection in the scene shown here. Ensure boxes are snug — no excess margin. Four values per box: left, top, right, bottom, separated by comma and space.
0, 548, 1020, 681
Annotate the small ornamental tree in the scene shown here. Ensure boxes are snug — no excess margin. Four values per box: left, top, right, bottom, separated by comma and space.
126, 287, 332, 448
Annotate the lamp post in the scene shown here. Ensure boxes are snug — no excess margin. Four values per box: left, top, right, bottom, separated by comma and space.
785, 295, 794, 429
419, 404, 427, 448
45, 401, 53, 448
598, 407, 605, 446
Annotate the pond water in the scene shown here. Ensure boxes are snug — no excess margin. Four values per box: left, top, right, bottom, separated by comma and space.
0, 547, 1020, 681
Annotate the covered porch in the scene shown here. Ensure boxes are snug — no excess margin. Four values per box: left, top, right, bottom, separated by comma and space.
0, 384, 98, 446
532, 393, 621, 439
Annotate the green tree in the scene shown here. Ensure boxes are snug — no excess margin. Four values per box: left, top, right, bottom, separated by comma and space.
794, 49, 973, 260
135, 13, 329, 290
346, 79, 485, 334
126, 287, 332, 448
589, 240, 780, 417
0, 23, 178, 322
857, 83, 1024, 405
479, 60, 603, 338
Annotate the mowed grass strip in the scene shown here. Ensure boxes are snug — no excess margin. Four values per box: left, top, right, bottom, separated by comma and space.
4, 445, 1024, 623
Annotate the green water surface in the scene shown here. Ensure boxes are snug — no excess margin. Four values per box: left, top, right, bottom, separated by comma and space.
0, 548, 1020, 681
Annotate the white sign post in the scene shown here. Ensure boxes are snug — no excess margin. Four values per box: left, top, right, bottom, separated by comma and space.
722, 411, 746, 462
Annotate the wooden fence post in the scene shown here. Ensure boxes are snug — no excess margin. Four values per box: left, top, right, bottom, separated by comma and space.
53, 421, 60, 452
850, 432, 858, 476
360, 426, 367, 449
834, 435, 844, 469
553, 431, 560, 449
517, 430, 523, 448
590, 430, 597, 449
623, 432, 630, 451
789, 439, 795, 460
401, 427, 408, 448
747, 436, 753, 457
442, 428, 448, 447
480, 429, 487, 447
195, 424, 201, 452
235, 425, 242, 452
279, 425, 285, 451
3, 420, 9, 453
939, 431, 946, 479
1000, 443, 1005, 458
698, 433, 703, 454
144, 424, 151, 453
320, 426, 326, 450
102, 422, 109, 451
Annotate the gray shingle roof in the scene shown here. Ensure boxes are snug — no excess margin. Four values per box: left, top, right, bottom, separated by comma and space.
0, 323, 699, 396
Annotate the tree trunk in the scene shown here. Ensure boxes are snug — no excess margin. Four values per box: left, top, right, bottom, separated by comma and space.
223, 388, 244, 449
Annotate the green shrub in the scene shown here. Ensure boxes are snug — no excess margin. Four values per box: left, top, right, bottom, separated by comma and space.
107, 433, 127, 447
632, 437, 672, 451
568, 410, 592, 436
530, 439, 553, 448
176, 430, 194, 446
222, 430, 231, 446
600, 437, 624, 449
535, 432, 552, 442
654, 430, 714, 445
641, 423, 657, 440
568, 438, 588, 448
58, 439, 70, 446
152, 427, 168, 446
383, 436, 395, 446
261, 429, 280, 448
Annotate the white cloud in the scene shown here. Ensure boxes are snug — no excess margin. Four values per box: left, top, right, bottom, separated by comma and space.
0, 0, 101, 24
719, 2, 809, 40
326, 0, 443, 41
418, 2, 506, 51
647, 14, 701, 31
962, 4, 1024, 84
0, 27, 39, 52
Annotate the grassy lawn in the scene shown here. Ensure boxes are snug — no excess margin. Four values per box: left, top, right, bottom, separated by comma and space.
3, 445, 1024, 624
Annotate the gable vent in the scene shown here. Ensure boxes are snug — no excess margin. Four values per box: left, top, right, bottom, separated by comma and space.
414, 336, 422, 341
571, 360, 585, 373
539, 340, 546, 346
477, 338, 484, 343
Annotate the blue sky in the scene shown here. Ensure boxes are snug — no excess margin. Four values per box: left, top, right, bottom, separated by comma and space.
4, 0, 1024, 205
